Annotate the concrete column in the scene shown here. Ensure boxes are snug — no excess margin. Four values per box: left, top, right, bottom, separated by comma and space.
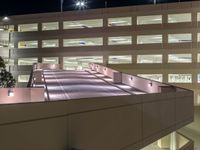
163, 13, 168, 24
103, 55, 108, 65
157, 135, 170, 149
132, 15, 137, 26
38, 57, 42, 63
132, 54, 137, 64
170, 132, 177, 150
59, 57, 64, 69
59, 21, 63, 31
103, 17, 108, 27
38, 23, 42, 32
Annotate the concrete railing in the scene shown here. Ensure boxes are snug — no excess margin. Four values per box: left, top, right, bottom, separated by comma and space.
34, 63, 60, 70
0, 88, 45, 104
90, 63, 185, 93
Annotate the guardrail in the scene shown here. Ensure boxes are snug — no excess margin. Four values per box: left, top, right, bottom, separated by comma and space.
89, 63, 188, 94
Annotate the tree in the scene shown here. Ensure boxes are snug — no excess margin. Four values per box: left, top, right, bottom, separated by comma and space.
0, 56, 16, 88
0, 56, 5, 68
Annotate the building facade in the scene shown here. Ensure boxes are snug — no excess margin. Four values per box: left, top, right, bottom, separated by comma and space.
0, 1, 200, 105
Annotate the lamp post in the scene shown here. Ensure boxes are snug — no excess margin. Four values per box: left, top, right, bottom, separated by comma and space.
76, 0, 87, 10
154, 0, 156, 5
61, 0, 64, 12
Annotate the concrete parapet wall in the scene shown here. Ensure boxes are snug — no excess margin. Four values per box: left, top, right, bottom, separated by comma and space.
0, 90, 193, 150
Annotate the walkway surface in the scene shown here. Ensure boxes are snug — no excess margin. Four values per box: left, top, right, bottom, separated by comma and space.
43, 70, 145, 101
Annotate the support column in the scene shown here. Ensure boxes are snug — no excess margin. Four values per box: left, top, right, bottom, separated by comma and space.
170, 132, 177, 150
59, 57, 64, 69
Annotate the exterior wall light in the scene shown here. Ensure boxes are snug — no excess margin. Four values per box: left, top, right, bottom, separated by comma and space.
129, 77, 133, 80
149, 82, 153, 87
8, 89, 14, 97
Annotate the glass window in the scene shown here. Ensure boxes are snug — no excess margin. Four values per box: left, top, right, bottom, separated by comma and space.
137, 74, 163, 82
18, 23, 38, 32
0, 40, 9, 48
42, 39, 59, 48
137, 15, 162, 25
137, 35, 162, 44
42, 22, 59, 31
63, 19, 103, 29
197, 74, 200, 83
18, 41, 38, 49
18, 75, 30, 83
197, 54, 200, 62
168, 54, 192, 63
168, 13, 191, 23
42, 57, 59, 64
197, 12, 200, 21
197, 33, 200, 42
168, 34, 192, 43
18, 58, 38, 66
63, 56, 103, 70
108, 55, 132, 64
63, 37, 103, 47
108, 17, 132, 27
108, 36, 132, 45
0, 25, 14, 32
3, 58, 14, 66
137, 54, 162, 64
168, 74, 192, 83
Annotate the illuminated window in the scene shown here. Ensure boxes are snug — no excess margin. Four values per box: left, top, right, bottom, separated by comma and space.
197, 12, 200, 21
18, 23, 38, 32
63, 56, 103, 70
168, 13, 191, 23
42, 57, 59, 64
168, 74, 192, 83
18, 75, 30, 83
18, 41, 38, 49
137, 15, 162, 25
0, 25, 14, 32
197, 74, 200, 83
168, 54, 192, 63
42, 22, 59, 31
63, 37, 103, 47
108, 17, 132, 27
108, 55, 132, 64
18, 58, 38, 66
137, 74, 163, 82
168, 34, 192, 43
42, 39, 59, 48
197, 33, 200, 42
63, 19, 103, 29
3, 58, 14, 66
137, 35, 162, 44
0, 40, 9, 48
197, 54, 200, 62
137, 55, 162, 64
108, 36, 132, 45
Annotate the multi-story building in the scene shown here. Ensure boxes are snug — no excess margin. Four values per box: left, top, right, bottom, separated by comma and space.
0, 1, 200, 106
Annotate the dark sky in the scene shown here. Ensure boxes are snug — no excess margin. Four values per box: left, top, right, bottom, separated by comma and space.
0, 0, 197, 16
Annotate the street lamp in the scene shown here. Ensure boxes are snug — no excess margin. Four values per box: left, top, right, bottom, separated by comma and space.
2, 16, 10, 22
75, 0, 87, 10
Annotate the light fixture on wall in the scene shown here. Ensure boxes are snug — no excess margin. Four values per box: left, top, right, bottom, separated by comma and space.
8, 89, 14, 97
148, 82, 153, 87
129, 76, 133, 81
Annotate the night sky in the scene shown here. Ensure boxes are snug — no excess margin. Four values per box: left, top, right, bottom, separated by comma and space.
0, 0, 197, 16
